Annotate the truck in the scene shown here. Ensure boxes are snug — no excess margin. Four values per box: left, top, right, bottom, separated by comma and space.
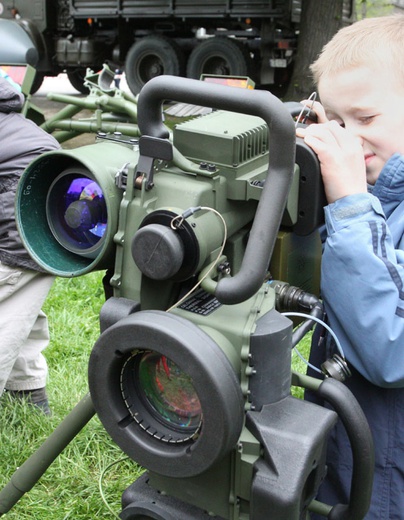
0, 1, 354, 95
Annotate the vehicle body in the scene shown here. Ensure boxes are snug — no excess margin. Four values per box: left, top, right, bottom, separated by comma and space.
0, 0, 354, 94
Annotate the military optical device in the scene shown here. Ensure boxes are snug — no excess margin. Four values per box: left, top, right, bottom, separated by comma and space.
11, 76, 374, 519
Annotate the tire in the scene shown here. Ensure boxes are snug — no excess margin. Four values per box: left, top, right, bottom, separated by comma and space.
67, 68, 90, 94
125, 35, 185, 95
30, 71, 45, 94
186, 37, 252, 80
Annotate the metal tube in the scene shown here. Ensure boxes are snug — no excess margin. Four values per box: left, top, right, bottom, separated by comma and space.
0, 393, 95, 516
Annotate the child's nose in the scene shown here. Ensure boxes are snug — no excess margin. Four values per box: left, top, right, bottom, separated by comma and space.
345, 123, 365, 146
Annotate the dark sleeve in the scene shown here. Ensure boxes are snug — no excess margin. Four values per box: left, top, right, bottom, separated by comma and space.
0, 112, 60, 176
0, 77, 24, 112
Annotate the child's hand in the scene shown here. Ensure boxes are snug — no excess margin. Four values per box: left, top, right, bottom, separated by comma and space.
299, 99, 329, 124
296, 120, 367, 203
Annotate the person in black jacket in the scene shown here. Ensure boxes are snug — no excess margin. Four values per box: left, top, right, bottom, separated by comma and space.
0, 77, 59, 415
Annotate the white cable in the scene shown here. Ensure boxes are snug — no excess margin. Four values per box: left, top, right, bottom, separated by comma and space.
292, 343, 323, 375
98, 456, 129, 519
282, 311, 346, 374
294, 91, 317, 128
166, 206, 227, 312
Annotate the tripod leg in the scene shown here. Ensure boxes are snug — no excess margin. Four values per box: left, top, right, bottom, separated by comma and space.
0, 393, 95, 515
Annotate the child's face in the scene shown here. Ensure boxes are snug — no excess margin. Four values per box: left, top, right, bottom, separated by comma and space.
318, 66, 404, 185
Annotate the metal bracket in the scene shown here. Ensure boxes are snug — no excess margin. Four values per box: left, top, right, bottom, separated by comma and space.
136, 135, 173, 190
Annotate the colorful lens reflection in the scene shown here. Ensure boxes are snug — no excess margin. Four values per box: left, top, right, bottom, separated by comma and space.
47, 174, 107, 255
138, 352, 202, 431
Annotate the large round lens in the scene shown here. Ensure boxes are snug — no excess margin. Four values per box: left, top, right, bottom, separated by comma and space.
138, 352, 202, 431
90, 311, 245, 477
46, 169, 107, 257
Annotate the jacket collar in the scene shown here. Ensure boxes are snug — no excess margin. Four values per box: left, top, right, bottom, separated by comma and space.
370, 154, 404, 218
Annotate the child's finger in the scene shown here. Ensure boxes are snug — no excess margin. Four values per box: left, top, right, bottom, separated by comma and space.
300, 100, 328, 123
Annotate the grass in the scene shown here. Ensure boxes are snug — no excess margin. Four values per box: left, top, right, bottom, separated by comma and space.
0, 271, 313, 518
0, 273, 143, 519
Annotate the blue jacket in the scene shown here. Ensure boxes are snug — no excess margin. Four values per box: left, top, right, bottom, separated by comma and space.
307, 153, 404, 519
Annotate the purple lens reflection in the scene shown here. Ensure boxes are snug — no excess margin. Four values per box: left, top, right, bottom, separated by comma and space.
47, 172, 108, 255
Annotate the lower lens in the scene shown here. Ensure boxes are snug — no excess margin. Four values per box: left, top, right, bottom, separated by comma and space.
46, 169, 107, 257
138, 352, 202, 430
121, 350, 203, 442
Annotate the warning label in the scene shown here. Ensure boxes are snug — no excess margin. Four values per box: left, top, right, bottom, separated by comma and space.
179, 288, 221, 316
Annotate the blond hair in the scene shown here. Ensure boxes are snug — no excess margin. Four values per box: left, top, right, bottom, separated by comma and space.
311, 15, 404, 86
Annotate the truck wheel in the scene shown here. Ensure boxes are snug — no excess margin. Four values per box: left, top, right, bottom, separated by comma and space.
186, 37, 252, 80
67, 68, 90, 94
30, 72, 45, 94
125, 36, 185, 95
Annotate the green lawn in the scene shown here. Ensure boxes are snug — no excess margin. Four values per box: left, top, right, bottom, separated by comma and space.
0, 273, 141, 519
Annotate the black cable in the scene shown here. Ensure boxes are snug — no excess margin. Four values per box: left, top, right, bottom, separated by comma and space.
317, 378, 374, 520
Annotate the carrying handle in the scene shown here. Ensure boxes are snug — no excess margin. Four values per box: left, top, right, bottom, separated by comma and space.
137, 76, 296, 304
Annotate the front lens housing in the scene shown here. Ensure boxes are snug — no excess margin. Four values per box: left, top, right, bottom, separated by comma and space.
89, 310, 244, 478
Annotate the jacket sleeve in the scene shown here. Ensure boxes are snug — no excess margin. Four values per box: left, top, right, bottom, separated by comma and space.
0, 112, 59, 175
0, 76, 24, 112
321, 192, 404, 388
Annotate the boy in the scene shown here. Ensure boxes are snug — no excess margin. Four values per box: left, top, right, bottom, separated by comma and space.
0, 77, 59, 414
297, 15, 404, 519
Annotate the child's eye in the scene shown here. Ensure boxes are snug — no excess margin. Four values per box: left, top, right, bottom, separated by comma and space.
359, 115, 376, 124
328, 117, 345, 128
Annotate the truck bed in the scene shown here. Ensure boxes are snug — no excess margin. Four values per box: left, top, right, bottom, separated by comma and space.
70, 0, 292, 18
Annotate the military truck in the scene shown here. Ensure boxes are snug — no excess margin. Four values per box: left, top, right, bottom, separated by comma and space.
0, 0, 354, 94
